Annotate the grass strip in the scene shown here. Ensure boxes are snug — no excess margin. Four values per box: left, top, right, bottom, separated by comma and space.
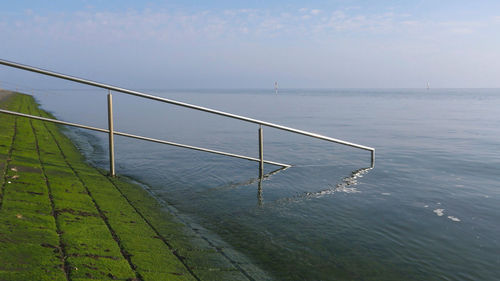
0, 92, 18, 208
0, 93, 66, 280
28, 104, 71, 279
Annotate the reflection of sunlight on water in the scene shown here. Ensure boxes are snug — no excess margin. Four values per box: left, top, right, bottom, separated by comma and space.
304, 167, 371, 198
271, 166, 372, 205
433, 209, 445, 216
433, 208, 461, 222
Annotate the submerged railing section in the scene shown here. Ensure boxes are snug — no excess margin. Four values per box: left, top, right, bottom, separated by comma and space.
0, 59, 375, 178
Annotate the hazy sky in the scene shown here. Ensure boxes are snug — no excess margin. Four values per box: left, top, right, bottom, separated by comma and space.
1, 0, 500, 88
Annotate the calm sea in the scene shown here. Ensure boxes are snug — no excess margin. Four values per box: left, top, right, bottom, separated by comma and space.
34, 88, 500, 280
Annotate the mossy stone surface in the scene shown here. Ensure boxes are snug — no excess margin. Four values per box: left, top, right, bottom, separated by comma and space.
0, 92, 261, 280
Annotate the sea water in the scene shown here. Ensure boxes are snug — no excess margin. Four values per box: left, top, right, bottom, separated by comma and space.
34, 88, 500, 280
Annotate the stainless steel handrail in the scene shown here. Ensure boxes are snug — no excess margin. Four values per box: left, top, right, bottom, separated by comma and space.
0, 109, 290, 168
0, 59, 375, 176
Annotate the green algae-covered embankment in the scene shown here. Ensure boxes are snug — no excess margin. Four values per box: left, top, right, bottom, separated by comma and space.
0, 91, 258, 281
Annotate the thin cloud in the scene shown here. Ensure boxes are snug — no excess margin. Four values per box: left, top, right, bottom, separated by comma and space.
310, 9, 321, 15
4, 8, 499, 43
438, 21, 484, 35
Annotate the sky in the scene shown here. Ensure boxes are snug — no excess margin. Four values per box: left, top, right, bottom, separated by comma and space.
1, 0, 500, 89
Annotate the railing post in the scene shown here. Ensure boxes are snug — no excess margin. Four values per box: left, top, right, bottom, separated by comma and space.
371, 150, 375, 168
107, 91, 115, 177
259, 125, 264, 178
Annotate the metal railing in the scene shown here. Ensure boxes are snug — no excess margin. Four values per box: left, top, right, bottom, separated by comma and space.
0, 59, 375, 178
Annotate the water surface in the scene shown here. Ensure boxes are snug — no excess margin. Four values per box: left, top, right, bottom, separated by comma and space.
34, 88, 500, 280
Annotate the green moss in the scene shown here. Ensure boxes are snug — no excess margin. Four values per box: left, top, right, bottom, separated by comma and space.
0, 92, 258, 280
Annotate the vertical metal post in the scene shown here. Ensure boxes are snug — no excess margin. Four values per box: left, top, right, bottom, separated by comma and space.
107, 91, 115, 177
371, 150, 375, 168
259, 125, 264, 178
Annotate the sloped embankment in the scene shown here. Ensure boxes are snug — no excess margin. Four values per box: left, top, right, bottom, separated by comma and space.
0, 92, 258, 281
